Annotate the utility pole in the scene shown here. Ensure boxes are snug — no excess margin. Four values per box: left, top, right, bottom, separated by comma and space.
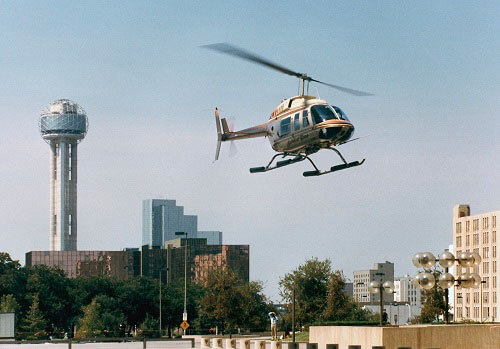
292, 288, 295, 343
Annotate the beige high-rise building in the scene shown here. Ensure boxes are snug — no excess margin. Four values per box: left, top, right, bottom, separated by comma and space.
453, 204, 499, 322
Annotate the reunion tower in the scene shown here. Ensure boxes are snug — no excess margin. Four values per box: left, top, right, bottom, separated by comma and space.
39, 99, 88, 251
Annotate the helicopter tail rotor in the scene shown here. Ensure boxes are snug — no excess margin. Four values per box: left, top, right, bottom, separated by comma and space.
214, 108, 223, 161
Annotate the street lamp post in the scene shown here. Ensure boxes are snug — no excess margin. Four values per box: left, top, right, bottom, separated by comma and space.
360, 273, 394, 327
175, 231, 189, 333
412, 250, 482, 324
480, 280, 486, 323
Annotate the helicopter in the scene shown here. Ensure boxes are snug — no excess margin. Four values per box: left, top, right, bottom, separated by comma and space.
203, 43, 372, 177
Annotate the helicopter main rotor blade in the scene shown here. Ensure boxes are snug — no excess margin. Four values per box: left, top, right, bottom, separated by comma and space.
309, 78, 373, 96
202, 43, 304, 79
202, 42, 373, 97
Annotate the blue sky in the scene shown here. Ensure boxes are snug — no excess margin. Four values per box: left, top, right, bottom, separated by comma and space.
0, 1, 498, 300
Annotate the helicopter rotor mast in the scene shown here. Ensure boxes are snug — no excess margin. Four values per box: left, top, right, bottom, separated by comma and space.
201, 43, 373, 97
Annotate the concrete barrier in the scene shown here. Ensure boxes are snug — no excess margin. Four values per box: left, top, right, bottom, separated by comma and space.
212, 337, 223, 349
254, 340, 266, 349
271, 341, 282, 349
239, 339, 250, 349
311, 324, 500, 349
225, 338, 236, 349
201, 337, 211, 349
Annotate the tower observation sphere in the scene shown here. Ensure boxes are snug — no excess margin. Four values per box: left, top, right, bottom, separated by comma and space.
39, 99, 88, 251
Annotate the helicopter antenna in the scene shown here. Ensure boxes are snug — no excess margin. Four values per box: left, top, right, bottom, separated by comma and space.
202, 43, 373, 96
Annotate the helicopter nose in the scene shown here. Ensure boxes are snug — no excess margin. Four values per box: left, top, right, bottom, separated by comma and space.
319, 122, 354, 141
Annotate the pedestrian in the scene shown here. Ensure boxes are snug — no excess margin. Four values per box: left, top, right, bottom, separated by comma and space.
268, 312, 278, 340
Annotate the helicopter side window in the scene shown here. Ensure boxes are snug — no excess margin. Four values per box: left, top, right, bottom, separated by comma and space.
280, 117, 291, 136
302, 110, 309, 127
293, 113, 300, 131
311, 105, 338, 124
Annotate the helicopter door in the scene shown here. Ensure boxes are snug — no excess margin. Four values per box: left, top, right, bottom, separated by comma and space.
302, 109, 310, 128
293, 113, 300, 132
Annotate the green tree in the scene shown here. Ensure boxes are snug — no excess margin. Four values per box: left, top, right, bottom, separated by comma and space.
25, 265, 74, 333
76, 298, 105, 338
322, 271, 374, 322
198, 269, 251, 332
0, 294, 18, 313
239, 281, 274, 331
279, 258, 331, 326
415, 271, 447, 323
140, 314, 160, 338
23, 294, 47, 339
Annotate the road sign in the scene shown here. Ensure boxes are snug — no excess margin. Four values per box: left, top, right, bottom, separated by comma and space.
180, 321, 190, 330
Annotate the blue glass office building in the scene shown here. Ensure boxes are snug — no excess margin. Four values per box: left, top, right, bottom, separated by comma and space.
142, 199, 222, 247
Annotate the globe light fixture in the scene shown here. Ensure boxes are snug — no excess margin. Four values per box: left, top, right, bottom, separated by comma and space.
438, 251, 455, 268
382, 281, 395, 293
412, 252, 436, 269
368, 280, 381, 294
471, 252, 482, 266
458, 251, 473, 267
412, 249, 483, 324
437, 273, 455, 289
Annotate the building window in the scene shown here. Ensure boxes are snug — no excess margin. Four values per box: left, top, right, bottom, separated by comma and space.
474, 292, 479, 303
484, 277, 490, 288
494, 292, 497, 303
473, 219, 479, 231
493, 215, 497, 228
473, 233, 480, 246
493, 246, 497, 258
466, 220, 470, 232
456, 236, 462, 247
483, 247, 489, 259
483, 292, 489, 303
493, 231, 497, 243
483, 262, 489, 273
466, 235, 470, 246
483, 231, 489, 244
456, 222, 462, 234
493, 276, 497, 289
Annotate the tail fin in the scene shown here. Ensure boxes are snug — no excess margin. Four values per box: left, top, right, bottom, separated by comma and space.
214, 108, 222, 161
221, 118, 230, 134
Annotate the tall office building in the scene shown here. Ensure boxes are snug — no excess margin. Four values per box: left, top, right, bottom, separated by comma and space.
353, 261, 394, 304
453, 204, 498, 322
39, 99, 88, 251
142, 199, 222, 247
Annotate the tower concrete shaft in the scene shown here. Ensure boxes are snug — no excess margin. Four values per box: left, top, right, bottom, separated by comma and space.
39, 99, 88, 251
49, 140, 78, 251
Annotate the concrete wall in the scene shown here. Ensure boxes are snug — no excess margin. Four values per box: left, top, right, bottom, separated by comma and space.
310, 324, 500, 349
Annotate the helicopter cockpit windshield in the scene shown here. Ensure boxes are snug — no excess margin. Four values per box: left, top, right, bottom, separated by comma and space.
311, 105, 343, 124
332, 106, 350, 122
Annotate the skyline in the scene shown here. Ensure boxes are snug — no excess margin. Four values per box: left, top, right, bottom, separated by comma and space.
0, 1, 499, 300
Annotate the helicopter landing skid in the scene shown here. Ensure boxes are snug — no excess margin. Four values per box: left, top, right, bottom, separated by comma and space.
303, 147, 365, 177
249, 147, 365, 177
249, 153, 305, 173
